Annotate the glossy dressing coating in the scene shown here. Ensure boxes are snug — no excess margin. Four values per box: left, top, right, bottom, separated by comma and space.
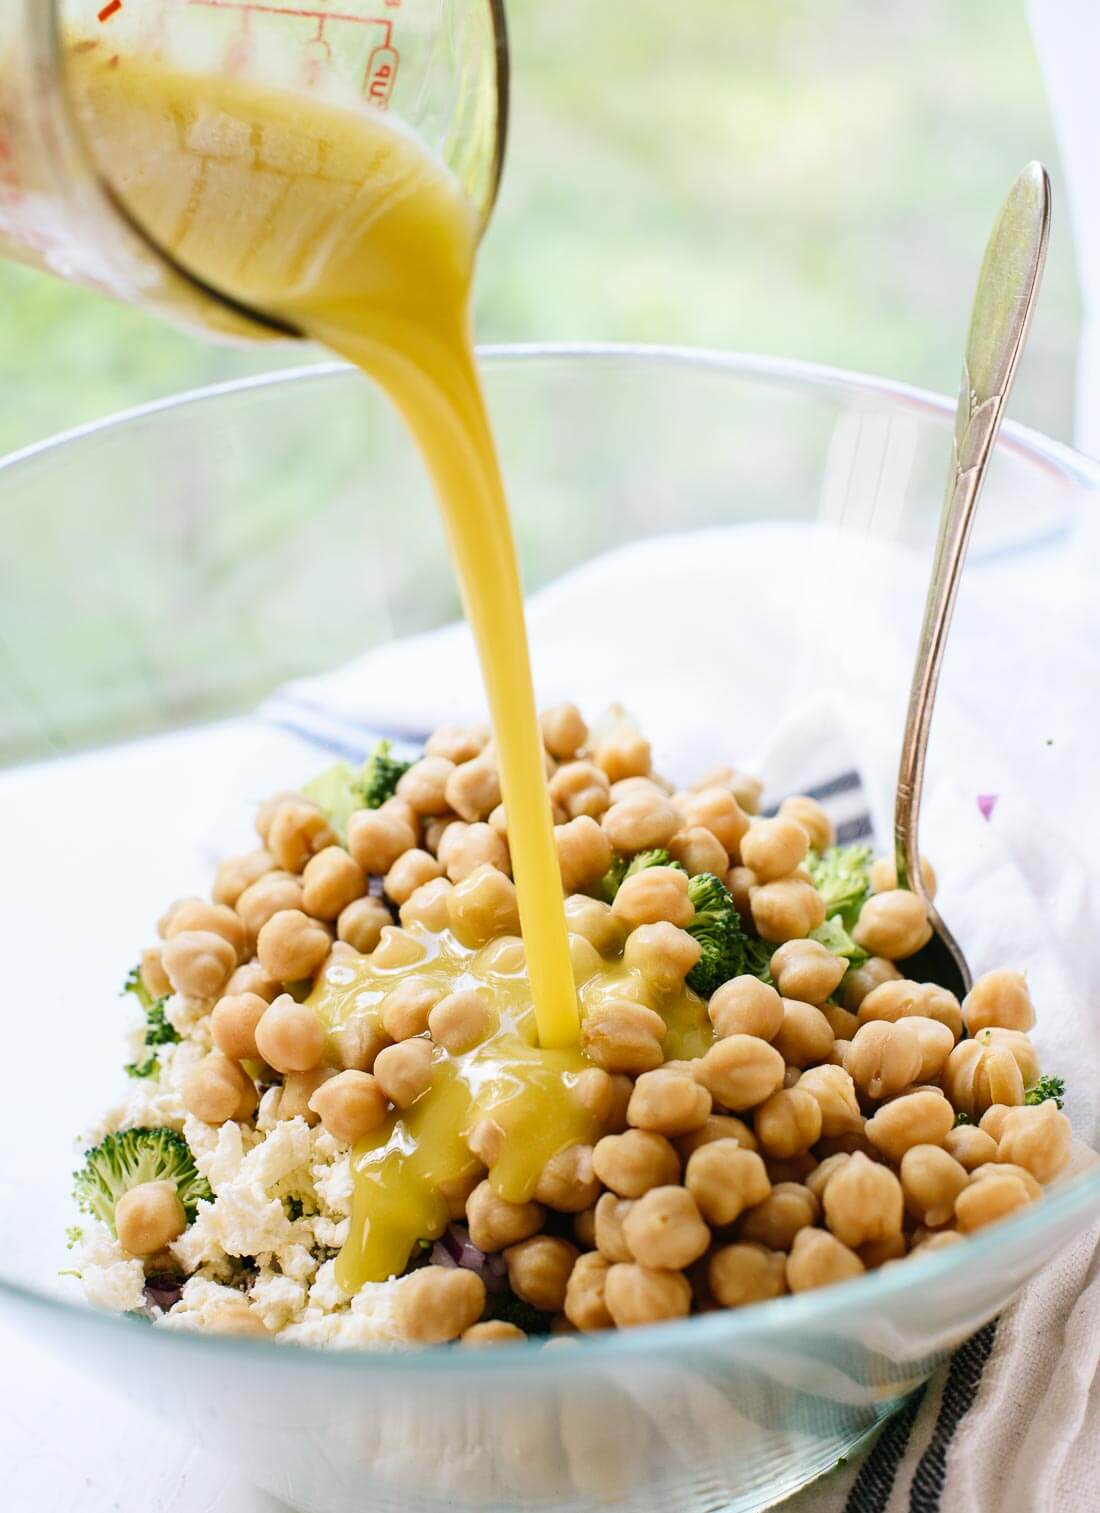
309, 928, 713, 1289
68, 43, 580, 1048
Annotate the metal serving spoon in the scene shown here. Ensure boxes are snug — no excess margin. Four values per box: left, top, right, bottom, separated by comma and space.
893, 161, 1051, 998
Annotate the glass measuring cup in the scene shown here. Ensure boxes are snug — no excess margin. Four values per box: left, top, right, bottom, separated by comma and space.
0, 0, 508, 340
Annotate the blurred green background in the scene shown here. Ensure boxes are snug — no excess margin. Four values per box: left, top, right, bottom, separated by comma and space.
0, 0, 1079, 455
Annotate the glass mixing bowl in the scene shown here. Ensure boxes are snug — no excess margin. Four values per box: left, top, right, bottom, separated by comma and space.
1, 345, 1098, 1513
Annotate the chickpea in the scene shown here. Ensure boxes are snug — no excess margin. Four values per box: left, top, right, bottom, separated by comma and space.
611, 870, 692, 934
857, 978, 963, 1041
210, 992, 267, 1062
560, 896, 620, 958
622, 923, 701, 994
254, 993, 325, 1074
297, 847, 365, 922
183, 1052, 252, 1125
465, 1117, 505, 1168
778, 795, 834, 854
817, 1124, 879, 1161
708, 977, 783, 1042
549, 816, 610, 895
334, 1012, 389, 1074
725, 866, 757, 920
203, 1300, 269, 1338
786, 1227, 865, 1292
817, 1150, 902, 1249
533, 1144, 600, 1212
504, 1235, 579, 1312
754, 1088, 823, 1159
906, 1016, 956, 1082
569, 1067, 615, 1123
592, 1130, 681, 1198
465, 1180, 545, 1252
852, 890, 932, 961
705, 1243, 786, 1308
549, 761, 612, 821
139, 947, 172, 1000
429, 989, 495, 1053
626, 1068, 711, 1136
679, 787, 749, 856
910, 1230, 964, 1258
668, 826, 729, 878
393, 1265, 486, 1344
859, 1233, 908, 1268
769, 940, 845, 1006
346, 808, 417, 877
161, 930, 236, 1001
804, 1152, 851, 1203
445, 757, 501, 823
943, 1039, 1024, 1119
993, 1101, 1072, 1184
438, 868, 517, 951
115, 1181, 186, 1256
539, 703, 588, 760
267, 800, 336, 875
564, 1251, 613, 1331
943, 1123, 999, 1172
751, 878, 826, 944
797, 1064, 862, 1136
212, 847, 275, 908
963, 969, 1036, 1036
692, 1034, 785, 1111
594, 729, 652, 784
606, 1074, 635, 1132
971, 1160, 1043, 1200
257, 909, 331, 984
461, 1320, 526, 1346
582, 1000, 666, 1075
425, 722, 488, 765
609, 776, 669, 805
620, 1186, 709, 1271
163, 901, 246, 963
601, 794, 683, 855
865, 1088, 954, 1162
773, 1000, 834, 1070
955, 1170, 1035, 1233
236, 875, 305, 949
839, 956, 902, 1011
869, 853, 938, 899
844, 1019, 923, 1101
604, 1263, 691, 1327
573, 1207, 598, 1251
899, 1145, 969, 1227
764, 1153, 816, 1185
378, 849, 439, 909
685, 1139, 771, 1226
254, 789, 305, 846
373, 1038, 433, 1108
738, 1182, 819, 1251
377, 980, 436, 1041
593, 1192, 635, 1262
427, 817, 461, 862
740, 817, 809, 884
444, 822, 511, 883
307, 1070, 388, 1143
675, 1113, 758, 1160
393, 756, 454, 818
398, 877, 454, 933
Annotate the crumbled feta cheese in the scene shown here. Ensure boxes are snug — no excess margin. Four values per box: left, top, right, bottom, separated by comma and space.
309, 1258, 351, 1313
157, 1276, 247, 1332
165, 992, 212, 1039
278, 1244, 320, 1284
249, 1273, 307, 1331
76, 1229, 147, 1315
83, 1039, 206, 1141
313, 1151, 353, 1216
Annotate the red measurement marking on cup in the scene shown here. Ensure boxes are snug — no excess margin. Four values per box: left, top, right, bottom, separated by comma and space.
98, 0, 122, 19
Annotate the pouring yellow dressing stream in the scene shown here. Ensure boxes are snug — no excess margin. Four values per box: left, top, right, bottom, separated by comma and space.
65, 44, 715, 1289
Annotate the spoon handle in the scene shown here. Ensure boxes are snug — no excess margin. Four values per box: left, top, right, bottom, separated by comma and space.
894, 163, 1051, 961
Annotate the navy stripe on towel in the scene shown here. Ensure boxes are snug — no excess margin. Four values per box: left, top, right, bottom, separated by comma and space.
845, 1383, 929, 1513
909, 1321, 998, 1512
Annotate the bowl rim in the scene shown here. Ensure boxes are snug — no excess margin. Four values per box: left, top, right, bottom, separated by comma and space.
1, 340, 1097, 490
8, 1162, 1099, 1374
4, 340, 1098, 1370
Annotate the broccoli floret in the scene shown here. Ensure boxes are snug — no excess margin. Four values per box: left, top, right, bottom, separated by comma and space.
810, 916, 868, 968
684, 872, 746, 998
73, 1127, 212, 1233
356, 739, 414, 810
953, 1110, 974, 1127
1025, 1075, 1065, 1109
121, 964, 154, 1012
125, 1054, 160, 1080
806, 844, 872, 931
743, 933, 776, 985
598, 855, 629, 903
144, 1000, 180, 1048
301, 760, 363, 841
65, 1225, 84, 1250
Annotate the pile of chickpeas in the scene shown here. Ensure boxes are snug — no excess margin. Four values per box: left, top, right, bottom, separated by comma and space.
127, 704, 1072, 1344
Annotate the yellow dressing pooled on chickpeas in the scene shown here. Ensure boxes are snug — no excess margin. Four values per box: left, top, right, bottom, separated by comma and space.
308, 928, 712, 1288
67, 40, 580, 1050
